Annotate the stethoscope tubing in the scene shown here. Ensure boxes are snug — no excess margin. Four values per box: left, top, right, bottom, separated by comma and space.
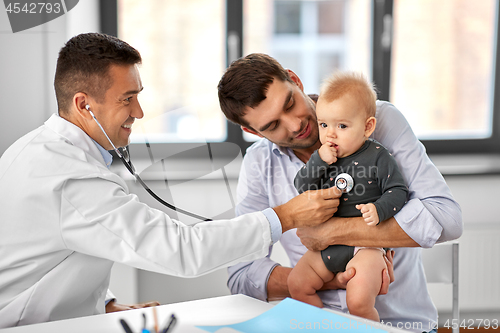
118, 154, 212, 221
88, 108, 212, 221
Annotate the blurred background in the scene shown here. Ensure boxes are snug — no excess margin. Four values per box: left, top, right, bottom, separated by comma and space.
1, 0, 499, 327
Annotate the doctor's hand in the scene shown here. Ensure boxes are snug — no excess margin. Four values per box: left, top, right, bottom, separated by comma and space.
105, 300, 160, 313
274, 187, 342, 232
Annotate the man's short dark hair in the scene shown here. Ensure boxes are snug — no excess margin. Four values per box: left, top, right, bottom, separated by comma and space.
54, 33, 142, 115
217, 53, 293, 128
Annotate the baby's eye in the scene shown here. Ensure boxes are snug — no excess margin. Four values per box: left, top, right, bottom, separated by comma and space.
339, 124, 347, 129
319, 123, 327, 128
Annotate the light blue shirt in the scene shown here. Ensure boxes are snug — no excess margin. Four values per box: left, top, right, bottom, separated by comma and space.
91, 140, 115, 306
92, 140, 113, 169
228, 101, 462, 332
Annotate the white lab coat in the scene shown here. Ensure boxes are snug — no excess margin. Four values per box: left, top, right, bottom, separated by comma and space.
0, 114, 272, 328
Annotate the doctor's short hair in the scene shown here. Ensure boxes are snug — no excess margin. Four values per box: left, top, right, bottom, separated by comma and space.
218, 53, 294, 129
319, 71, 378, 118
54, 32, 142, 115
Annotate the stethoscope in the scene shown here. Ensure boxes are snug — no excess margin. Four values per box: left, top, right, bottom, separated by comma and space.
86, 105, 212, 221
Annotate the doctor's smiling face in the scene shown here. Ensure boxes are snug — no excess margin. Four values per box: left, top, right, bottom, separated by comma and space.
84, 64, 144, 150
54, 33, 143, 150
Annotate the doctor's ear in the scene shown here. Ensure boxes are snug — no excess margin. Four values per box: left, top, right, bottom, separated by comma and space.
73, 93, 93, 120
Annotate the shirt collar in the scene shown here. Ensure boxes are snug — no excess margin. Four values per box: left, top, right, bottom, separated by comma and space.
92, 140, 113, 169
271, 142, 308, 166
271, 142, 292, 157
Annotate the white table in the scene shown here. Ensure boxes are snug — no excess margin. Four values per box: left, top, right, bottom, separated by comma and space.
0, 295, 408, 333
0, 295, 272, 333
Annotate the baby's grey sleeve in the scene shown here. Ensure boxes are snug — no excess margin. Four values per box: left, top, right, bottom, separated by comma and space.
294, 150, 330, 194
373, 150, 409, 223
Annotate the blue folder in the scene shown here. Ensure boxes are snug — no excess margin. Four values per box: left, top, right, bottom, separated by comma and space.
197, 297, 389, 332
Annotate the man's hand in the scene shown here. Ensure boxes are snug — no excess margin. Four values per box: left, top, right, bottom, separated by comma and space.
356, 203, 379, 226
320, 249, 395, 294
320, 267, 356, 291
105, 300, 160, 313
296, 216, 339, 251
380, 249, 395, 295
298, 215, 420, 250
318, 142, 337, 165
273, 187, 342, 232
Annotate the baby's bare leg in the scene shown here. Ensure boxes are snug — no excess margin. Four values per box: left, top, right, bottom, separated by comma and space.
345, 248, 387, 321
288, 250, 335, 308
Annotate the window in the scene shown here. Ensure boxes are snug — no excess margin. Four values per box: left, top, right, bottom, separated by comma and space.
108, 0, 500, 155
117, 0, 227, 144
390, 0, 497, 142
243, 0, 372, 141
245, 0, 371, 95
372, 0, 500, 154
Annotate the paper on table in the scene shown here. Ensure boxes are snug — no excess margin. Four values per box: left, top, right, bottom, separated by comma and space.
196, 298, 389, 333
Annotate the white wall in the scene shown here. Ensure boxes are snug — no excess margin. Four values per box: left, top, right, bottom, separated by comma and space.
0, 0, 99, 154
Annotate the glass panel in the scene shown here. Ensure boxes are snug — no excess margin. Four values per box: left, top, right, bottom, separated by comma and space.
317, 53, 341, 83
274, 1, 301, 34
390, 0, 497, 140
318, 0, 345, 34
272, 51, 301, 74
118, 0, 226, 143
244, 0, 372, 141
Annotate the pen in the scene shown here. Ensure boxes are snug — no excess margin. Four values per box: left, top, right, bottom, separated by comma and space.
161, 314, 177, 333
142, 312, 150, 333
153, 306, 159, 333
120, 319, 133, 333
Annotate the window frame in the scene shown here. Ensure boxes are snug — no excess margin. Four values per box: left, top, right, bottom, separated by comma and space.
101, 0, 251, 160
372, 0, 500, 155
103, 0, 500, 158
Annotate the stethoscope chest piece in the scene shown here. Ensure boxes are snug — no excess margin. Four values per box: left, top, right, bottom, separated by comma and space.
335, 173, 354, 193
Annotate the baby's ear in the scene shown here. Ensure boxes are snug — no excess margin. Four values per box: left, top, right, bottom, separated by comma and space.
365, 116, 376, 137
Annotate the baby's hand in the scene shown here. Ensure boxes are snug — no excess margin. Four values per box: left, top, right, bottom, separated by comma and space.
318, 142, 337, 165
356, 203, 379, 226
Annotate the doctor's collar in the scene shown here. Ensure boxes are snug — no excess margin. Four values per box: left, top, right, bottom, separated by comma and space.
92, 139, 113, 169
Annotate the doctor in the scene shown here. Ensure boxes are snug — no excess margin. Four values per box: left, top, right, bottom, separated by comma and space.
0, 33, 342, 328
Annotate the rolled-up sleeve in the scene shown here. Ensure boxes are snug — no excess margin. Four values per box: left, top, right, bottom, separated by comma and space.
373, 101, 463, 248
227, 255, 280, 301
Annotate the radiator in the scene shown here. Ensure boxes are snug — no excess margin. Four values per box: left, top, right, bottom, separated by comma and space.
427, 226, 500, 312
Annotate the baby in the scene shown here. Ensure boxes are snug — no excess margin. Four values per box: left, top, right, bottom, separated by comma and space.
289, 71, 408, 321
